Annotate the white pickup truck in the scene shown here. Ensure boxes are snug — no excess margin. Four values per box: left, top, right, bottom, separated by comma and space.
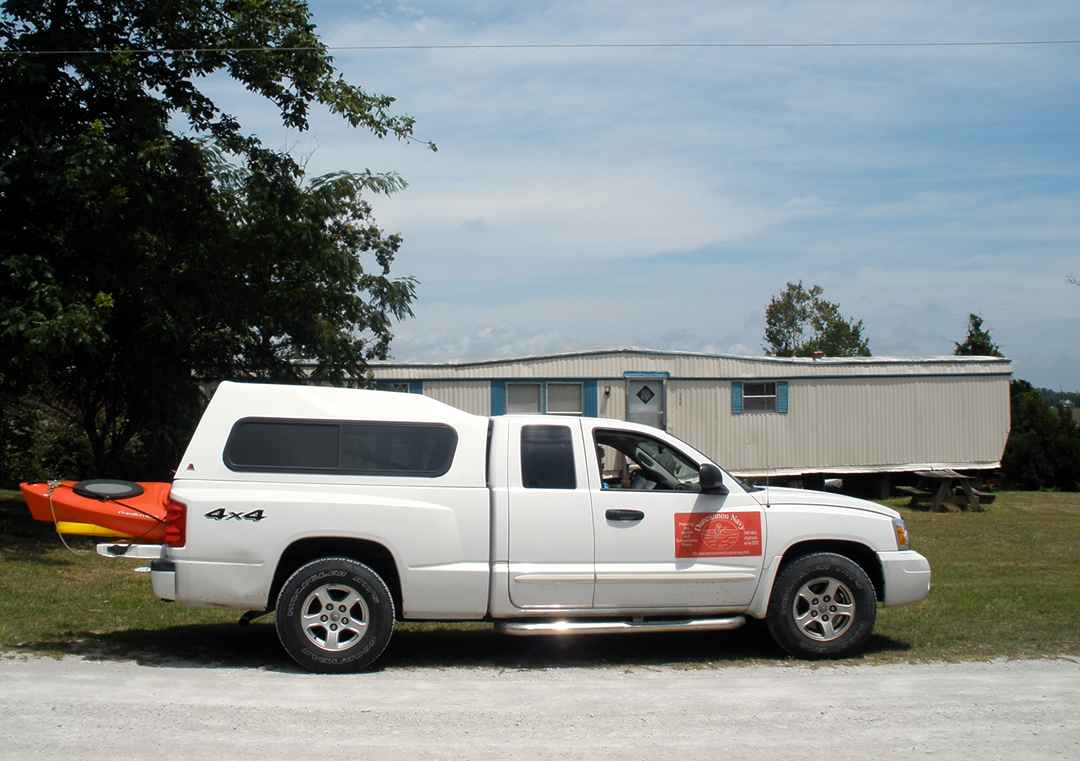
108, 382, 930, 672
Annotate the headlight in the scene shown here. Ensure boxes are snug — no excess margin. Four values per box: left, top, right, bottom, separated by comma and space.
892, 517, 910, 550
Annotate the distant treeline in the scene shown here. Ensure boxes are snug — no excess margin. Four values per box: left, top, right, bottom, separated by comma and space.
1038, 389, 1080, 408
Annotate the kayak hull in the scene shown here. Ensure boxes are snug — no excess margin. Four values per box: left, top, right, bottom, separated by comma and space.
19, 481, 170, 541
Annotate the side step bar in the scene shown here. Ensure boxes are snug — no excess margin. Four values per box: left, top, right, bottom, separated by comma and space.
496, 615, 746, 637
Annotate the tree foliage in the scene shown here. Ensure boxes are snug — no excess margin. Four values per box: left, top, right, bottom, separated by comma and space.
0, 1, 426, 480
762, 281, 871, 357
953, 313, 1002, 357
1040, 388, 1080, 408
1001, 381, 1080, 491
944, 317, 1077, 490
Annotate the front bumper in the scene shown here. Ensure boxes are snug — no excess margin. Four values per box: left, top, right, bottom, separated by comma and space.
877, 550, 931, 606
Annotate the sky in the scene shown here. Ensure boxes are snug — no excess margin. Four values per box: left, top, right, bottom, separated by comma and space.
206, 1, 1080, 388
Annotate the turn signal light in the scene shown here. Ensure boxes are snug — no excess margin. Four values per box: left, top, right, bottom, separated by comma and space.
892, 517, 910, 550
164, 496, 187, 547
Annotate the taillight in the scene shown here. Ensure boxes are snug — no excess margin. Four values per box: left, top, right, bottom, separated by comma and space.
164, 496, 187, 547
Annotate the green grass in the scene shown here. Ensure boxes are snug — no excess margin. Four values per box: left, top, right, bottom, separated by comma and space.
1, 487, 1078, 670
873, 492, 1080, 661
0, 488, 237, 646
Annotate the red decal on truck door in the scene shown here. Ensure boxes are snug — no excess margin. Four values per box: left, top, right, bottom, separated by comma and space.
674, 512, 762, 558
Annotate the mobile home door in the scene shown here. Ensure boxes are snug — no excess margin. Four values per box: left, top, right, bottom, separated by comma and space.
627, 378, 665, 430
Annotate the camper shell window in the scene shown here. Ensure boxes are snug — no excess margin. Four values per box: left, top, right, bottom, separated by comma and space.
224, 418, 458, 477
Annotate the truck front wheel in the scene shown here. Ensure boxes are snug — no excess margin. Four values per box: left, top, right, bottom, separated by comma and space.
275, 557, 396, 673
766, 552, 877, 659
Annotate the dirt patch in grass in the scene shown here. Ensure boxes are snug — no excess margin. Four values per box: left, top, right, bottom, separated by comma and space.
2, 488, 1078, 669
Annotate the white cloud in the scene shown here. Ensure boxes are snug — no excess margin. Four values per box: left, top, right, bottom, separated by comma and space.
193, 1, 1080, 386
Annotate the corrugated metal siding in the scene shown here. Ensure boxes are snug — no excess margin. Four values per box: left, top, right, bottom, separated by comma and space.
369, 349, 1010, 380
668, 376, 1010, 474
422, 380, 490, 417
597, 381, 627, 421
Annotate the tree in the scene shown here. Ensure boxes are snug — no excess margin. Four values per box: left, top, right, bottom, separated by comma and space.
1001, 381, 1080, 491
763, 282, 871, 357
1, 2, 427, 479
953, 314, 1002, 357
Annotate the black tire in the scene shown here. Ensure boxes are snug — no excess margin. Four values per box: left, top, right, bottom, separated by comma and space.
766, 552, 877, 659
275, 557, 396, 673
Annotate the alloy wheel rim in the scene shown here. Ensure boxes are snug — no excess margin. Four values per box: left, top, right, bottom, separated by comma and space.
300, 583, 370, 652
792, 576, 856, 642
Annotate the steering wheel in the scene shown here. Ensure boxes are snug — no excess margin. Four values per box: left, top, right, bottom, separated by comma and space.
638, 467, 673, 490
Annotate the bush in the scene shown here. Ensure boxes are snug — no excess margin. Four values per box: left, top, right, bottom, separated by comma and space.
1002, 381, 1080, 491
0, 403, 93, 488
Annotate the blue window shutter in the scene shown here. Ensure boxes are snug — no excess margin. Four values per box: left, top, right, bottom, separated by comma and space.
409, 381, 423, 394
583, 380, 598, 416
731, 382, 743, 415
491, 381, 506, 416
777, 381, 789, 414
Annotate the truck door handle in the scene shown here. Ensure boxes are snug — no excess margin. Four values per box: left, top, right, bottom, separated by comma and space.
605, 509, 645, 522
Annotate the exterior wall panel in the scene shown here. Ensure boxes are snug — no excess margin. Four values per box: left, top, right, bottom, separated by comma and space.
422, 380, 490, 417
370, 349, 1009, 381
597, 380, 627, 421
668, 376, 1010, 476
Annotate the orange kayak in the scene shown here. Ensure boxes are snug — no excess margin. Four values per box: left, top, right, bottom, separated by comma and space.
20, 480, 171, 541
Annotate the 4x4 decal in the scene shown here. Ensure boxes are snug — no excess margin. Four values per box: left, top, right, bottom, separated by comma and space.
204, 508, 266, 522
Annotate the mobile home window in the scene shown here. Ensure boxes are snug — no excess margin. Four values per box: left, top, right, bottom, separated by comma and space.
507, 383, 542, 413
742, 382, 777, 412
521, 425, 576, 489
547, 383, 583, 415
377, 382, 410, 393
225, 419, 457, 477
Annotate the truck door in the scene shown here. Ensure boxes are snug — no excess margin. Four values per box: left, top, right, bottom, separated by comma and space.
584, 419, 765, 610
507, 418, 595, 609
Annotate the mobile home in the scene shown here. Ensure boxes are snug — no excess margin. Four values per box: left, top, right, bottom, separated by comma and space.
368, 348, 1011, 479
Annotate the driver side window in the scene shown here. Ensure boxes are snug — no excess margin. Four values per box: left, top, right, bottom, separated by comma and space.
594, 429, 700, 493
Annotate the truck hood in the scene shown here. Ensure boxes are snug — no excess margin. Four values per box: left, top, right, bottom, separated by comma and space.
750, 486, 901, 519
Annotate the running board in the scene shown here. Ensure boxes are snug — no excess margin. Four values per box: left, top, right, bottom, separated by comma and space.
496, 615, 746, 637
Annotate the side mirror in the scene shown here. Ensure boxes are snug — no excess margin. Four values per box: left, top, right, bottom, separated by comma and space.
699, 463, 729, 495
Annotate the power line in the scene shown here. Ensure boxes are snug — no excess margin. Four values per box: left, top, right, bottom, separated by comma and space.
2, 38, 1080, 56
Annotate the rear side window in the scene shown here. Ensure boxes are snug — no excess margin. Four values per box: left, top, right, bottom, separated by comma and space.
225, 419, 457, 477
521, 425, 576, 489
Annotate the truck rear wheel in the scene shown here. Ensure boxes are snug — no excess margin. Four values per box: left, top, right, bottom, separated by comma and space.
275, 557, 396, 673
766, 552, 876, 659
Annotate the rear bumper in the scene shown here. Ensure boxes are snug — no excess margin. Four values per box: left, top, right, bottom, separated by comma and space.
150, 559, 176, 601
877, 550, 931, 606
148, 557, 268, 608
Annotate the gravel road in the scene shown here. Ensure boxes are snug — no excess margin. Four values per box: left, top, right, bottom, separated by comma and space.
0, 656, 1077, 760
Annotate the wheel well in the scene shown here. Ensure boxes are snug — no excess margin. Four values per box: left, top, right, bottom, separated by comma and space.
268, 538, 404, 618
778, 540, 885, 602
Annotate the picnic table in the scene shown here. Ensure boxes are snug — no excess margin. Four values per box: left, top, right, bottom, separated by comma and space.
895, 469, 996, 512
